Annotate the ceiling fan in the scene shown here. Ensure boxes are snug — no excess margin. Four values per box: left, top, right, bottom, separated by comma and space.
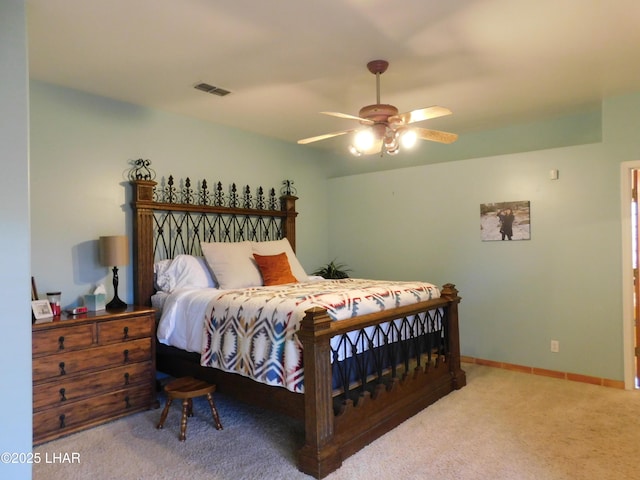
298, 60, 458, 156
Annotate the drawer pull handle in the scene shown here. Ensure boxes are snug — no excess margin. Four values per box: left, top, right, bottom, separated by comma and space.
58, 336, 65, 350
124, 372, 130, 385
125, 396, 131, 408
59, 414, 66, 429
59, 388, 67, 402
123, 326, 129, 340
123, 349, 129, 363
59, 362, 66, 376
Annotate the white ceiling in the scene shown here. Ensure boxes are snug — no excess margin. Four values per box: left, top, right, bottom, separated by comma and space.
26, 0, 640, 169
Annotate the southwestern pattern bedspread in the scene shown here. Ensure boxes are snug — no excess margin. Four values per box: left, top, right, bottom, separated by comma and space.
200, 278, 440, 393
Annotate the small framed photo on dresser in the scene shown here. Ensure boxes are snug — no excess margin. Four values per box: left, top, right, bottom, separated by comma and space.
32, 299, 53, 321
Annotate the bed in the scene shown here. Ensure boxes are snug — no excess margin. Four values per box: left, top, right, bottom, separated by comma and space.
129, 162, 466, 478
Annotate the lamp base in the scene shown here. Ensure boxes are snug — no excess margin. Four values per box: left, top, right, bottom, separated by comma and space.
106, 295, 127, 311
106, 265, 127, 311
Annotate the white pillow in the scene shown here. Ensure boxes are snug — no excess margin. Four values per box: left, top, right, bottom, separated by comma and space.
154, 258, 173, 290
251, 239, 308, 282
154, 255, 217, 292
201, 241, 262, 289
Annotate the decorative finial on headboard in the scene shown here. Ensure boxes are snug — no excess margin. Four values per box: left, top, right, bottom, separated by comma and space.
128, 159, 156, 181
281, 179, 297, 196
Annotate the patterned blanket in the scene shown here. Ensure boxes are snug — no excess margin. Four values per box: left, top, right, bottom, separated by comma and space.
200, 278, 440, 393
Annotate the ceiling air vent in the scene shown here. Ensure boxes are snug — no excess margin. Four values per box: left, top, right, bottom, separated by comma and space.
194, 82, 231, 97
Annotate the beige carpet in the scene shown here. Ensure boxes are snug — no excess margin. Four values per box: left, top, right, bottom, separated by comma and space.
33, 364, 640, 480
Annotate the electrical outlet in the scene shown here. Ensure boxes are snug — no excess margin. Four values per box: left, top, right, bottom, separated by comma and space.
550, 340, 559, 353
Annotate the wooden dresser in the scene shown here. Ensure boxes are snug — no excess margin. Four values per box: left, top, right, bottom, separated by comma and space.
32, 306, 156, 444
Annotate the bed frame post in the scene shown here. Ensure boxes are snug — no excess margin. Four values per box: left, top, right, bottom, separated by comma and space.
297, 307, 342, 478
131, 180, 157, 307
281, 194, 298, 252
441, 283, 466, 389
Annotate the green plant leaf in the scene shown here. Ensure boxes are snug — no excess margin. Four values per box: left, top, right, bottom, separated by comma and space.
311, 259, 351, 279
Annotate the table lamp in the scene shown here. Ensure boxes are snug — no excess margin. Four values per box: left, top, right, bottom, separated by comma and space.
99, 235, 129, 310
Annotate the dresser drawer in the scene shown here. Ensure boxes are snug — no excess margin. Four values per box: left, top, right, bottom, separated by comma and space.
33, 361, 153, 411
33, 384, 153, 443
32, 338, 152, 382
98, 314, 154, 345
32, 324, 95, 357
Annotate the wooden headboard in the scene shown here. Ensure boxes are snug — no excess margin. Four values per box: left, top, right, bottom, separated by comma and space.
129, 169, 298, 306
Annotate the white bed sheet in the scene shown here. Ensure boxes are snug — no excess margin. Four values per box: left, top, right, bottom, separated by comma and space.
155, 287, 225, 353
155, 276, 327, 353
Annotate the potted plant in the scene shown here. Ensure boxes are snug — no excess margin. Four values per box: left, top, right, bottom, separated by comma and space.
312, 260, 351, 279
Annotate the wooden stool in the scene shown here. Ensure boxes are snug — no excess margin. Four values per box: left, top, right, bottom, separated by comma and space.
156, 376, 223, 441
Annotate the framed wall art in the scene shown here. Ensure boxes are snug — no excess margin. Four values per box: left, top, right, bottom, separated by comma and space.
480, 200, 531, 241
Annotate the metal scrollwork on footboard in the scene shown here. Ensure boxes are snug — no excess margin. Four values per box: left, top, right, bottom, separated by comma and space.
331, 308, 447, 405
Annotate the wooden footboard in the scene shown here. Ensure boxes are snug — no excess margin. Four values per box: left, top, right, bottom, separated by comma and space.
297, 284, 465, 478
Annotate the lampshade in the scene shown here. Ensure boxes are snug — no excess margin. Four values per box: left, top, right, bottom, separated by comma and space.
99, 236, 129, 267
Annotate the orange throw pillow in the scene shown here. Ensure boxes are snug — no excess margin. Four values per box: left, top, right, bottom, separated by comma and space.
253, 252, 298, 286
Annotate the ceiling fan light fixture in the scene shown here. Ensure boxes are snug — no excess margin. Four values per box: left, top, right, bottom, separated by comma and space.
297, 60, 458, 155
386, 145, 400, 155
384, 128, 398, 149
348, 144, 363, 157
400, 128, 418, 149
353, 128, 375, 152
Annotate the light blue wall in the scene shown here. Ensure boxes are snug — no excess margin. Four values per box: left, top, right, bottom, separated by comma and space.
29, 81, 331, 308
1, 2, 32, 479
328, 93, 640, 381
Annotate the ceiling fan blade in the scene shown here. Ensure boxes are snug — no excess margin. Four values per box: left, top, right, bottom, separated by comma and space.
389, 106, 452, 125
297, 129, 357, 145
414, 127, 459, 144
320, 111, 374, 125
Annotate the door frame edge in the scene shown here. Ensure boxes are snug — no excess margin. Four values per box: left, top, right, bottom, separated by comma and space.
620, 160, 639, 390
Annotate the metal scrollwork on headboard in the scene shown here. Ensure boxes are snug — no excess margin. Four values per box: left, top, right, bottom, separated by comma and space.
229, 183, 240, 208
281, 179, 296, 196
151, 175, 280, 211
129, 159, 299, 305
128, 158, 156, 181
128, 159, 290, 211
